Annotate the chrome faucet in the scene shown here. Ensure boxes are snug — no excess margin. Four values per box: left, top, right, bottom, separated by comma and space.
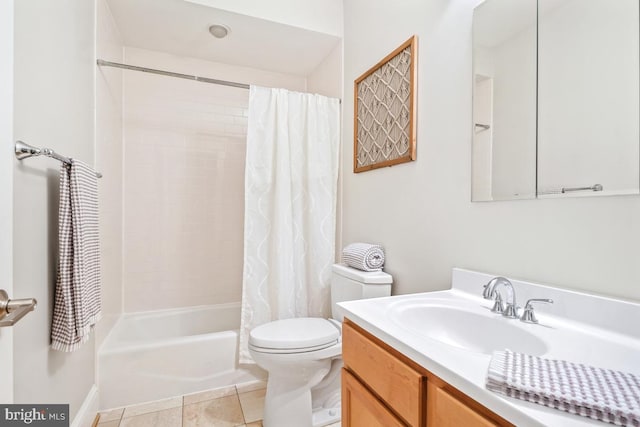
483, 277, 519, 319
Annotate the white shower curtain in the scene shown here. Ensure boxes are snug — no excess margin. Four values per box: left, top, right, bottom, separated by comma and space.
239, 86, 341, 363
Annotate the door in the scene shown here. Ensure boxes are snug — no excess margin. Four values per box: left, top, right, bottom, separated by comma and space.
0, 0, 15, 404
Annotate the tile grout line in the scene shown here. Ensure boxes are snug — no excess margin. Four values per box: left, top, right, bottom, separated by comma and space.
235, 385, 248, 426
101, 382, 268, 427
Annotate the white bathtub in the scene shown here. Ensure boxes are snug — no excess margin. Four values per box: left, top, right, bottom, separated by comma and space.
98, 303, 265, 409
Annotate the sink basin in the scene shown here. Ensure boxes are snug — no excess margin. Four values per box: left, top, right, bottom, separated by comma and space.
389, 302, 548, 356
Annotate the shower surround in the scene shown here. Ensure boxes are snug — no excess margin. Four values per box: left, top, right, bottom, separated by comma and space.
121, 47, 307, 312
97, 47, 312, 409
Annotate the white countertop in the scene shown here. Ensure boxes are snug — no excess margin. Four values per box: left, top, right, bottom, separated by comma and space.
337, 268, 640, 427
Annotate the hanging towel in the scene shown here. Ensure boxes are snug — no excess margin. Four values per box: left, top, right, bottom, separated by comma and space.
342, 243, 385, 271
51, 160, 102, 352
487, 350, 640, 426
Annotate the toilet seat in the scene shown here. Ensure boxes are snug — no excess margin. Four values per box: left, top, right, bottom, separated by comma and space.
249, 318, 341, 354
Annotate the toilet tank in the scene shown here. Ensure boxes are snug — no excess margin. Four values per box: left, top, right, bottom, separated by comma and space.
330, 263, 393, 322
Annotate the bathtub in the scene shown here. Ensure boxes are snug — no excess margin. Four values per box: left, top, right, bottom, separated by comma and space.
98, 303, 266, 409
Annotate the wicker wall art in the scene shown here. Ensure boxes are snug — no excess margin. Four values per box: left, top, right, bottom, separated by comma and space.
354, 36, 417, 173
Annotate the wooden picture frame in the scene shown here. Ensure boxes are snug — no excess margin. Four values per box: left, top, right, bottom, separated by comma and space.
354, 35, 417, 173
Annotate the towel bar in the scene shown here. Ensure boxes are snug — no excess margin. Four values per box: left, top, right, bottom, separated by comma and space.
538, 184, 603, 195
15, 140, 103, 178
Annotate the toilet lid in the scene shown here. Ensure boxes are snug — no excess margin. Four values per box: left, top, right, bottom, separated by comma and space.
249, 318, 340, 350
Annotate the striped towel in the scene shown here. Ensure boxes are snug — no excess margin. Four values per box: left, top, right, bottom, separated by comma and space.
342, 243, 385, 271
487, 350, 640, 426
51, 160, 102, 352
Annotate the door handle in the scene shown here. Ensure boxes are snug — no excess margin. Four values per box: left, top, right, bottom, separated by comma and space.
0, 289, 37, 327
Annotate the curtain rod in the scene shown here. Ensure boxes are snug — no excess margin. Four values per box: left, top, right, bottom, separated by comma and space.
96, 59, 342, 103
96, 59, 250, 89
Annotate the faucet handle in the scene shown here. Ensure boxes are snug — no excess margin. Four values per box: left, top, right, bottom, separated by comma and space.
490, 292, 505, 314
520, 298, 554, 324
482, 282, 493, 299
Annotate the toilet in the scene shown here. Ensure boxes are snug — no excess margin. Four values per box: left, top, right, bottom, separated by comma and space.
249, 263, 393, 427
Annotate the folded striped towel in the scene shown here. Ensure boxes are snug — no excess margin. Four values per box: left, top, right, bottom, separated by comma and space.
487, 350, 640, 426
342, 243, 385, 271
51, 160, 102, 352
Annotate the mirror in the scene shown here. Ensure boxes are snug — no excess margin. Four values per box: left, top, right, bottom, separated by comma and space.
472, 0, 537, 201
472, 0, 640, 201
538, 0, 639, 197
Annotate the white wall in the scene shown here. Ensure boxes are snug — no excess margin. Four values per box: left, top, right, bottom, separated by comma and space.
13, 0, 96, 420
307, 41, 343, 99
538, 0, 639, 196
307, 41, 344, 259
473, 46, 493, 78
122, 47, 307, 312
95, 0, 124, 347
343, 0, 640, 302
0, 0, 14, 404
184, 0, 343, 37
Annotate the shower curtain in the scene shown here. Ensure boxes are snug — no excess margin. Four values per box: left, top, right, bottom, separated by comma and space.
239, 85, 341, 363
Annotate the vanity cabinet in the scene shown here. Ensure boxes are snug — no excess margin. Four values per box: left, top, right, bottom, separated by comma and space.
342, 319, 512, 427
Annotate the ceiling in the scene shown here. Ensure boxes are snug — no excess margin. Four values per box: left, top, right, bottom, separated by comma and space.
106, 0, 341, 76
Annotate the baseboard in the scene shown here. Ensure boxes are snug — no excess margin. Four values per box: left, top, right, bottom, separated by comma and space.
71, 385, 99, 427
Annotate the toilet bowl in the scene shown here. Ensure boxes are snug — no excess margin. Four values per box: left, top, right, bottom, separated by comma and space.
248, 264, 393, 427
249, 318, 343, 427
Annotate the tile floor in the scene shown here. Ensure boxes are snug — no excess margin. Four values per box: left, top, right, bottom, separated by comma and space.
96, 380, 341, 427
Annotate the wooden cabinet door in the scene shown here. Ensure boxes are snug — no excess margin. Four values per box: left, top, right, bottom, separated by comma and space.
342, 369, 406, 427
343, 321, 423, 426
426, 381, 497, 427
